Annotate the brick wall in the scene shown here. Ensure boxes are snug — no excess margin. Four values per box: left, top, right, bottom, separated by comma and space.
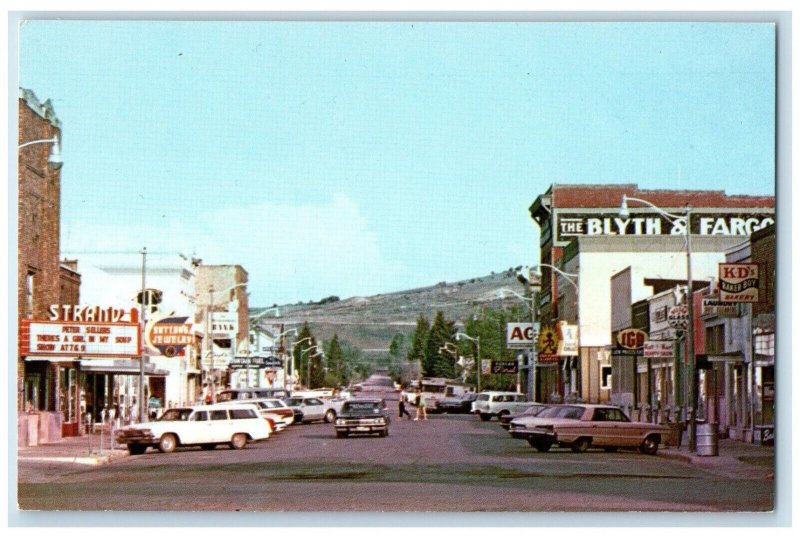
750, 224, 775, 314
18, 92, 63, 410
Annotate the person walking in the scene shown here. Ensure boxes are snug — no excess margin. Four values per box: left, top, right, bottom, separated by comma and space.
398, 390, 412, 420
414, 390, 428, 421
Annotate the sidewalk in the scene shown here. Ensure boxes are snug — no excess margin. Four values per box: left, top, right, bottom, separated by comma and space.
658, 437, 775, 479
17, 432, 129, 466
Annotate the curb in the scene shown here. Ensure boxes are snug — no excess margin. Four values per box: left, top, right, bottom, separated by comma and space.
18, 450, 128, 466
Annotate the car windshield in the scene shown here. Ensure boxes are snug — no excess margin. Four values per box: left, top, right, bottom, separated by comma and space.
344, 402, 382, 414
523, 405, 547, 416
461, 393, 477, 401
158, 408, 193, 421
476, 394, 490, 401
538, 406, 585, 419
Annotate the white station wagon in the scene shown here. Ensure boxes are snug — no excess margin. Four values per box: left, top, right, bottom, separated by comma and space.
115, 403, 271, 455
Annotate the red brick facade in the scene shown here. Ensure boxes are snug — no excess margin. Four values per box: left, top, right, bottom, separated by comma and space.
18, 90, 65, 411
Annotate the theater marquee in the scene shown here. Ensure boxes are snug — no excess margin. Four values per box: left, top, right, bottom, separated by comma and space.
20, 319, 141, 357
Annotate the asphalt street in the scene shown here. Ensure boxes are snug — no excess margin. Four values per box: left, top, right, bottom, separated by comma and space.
17, 414, 774, 512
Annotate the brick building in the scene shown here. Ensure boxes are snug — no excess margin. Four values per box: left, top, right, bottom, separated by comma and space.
527, 184, 774, 404
18, 88, 82, 443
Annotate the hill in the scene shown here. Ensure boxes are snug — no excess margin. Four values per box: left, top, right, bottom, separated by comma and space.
250, 267, 532, 354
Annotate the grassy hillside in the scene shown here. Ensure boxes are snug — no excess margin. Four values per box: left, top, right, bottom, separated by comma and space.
250, 268, 531, 354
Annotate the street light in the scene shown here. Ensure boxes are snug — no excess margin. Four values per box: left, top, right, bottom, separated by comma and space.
620, 194, 696, 452
206, 282, 248, 403
456, 333, 481, 392
291, 337, 312, 390
302, 346, 323, 389
19, 135, 63, 170
273, 328, 298, 389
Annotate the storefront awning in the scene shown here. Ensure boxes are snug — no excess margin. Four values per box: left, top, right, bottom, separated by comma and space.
79, 359, 169, 376
706, 351, 745, 363
24, 356, 80, 363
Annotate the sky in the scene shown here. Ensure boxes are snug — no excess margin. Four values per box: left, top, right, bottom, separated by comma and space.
17, 21, 776, 306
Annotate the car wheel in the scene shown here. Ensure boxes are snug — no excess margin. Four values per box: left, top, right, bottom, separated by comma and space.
200, 444, 216, 451
127, 444, 147, 455
497, 410, 510, 420
325, 409, 337, 423
528, 439, 553, 452
157, 433, 177, 453
571, 437, 591, 453
479, 414, 492, 422
230, 433, 248, 450
639, 435, 659, 455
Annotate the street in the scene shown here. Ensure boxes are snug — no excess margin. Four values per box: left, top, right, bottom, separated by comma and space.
17, 414, 774, 512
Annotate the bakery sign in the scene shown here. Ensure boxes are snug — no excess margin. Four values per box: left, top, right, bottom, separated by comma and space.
20, 306, 141, 358
719, 263, 760, 302
554, 212, 774, 244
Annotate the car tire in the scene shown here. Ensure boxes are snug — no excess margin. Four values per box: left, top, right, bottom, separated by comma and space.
325, 409, 337, 423
528, 439, 553, 452
639, 435, 659, 455
230, 433, 248, 450
200, 444, 216, 451
571, 437, 591, 453
127, 443, 147, 455
157, 433, 177, 454
479, 414, 492, 422
378, 429, 387, 438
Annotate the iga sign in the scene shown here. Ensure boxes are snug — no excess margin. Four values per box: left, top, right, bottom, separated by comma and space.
21, 319, 140, 357
617, 328, 646, 350
719, 263, 760, 302
554, 212, 774, 244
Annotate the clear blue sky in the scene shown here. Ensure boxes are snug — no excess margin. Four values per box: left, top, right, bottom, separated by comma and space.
18, 21, 775, 306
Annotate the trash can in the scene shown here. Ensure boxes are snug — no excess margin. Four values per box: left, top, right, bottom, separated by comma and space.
696, 422, 719, 457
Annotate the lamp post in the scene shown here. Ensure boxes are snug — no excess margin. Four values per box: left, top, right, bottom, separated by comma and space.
620, 195, 696, 452
291, 337, 312, 390
274, 328, 298, 389
302, 346, 323, 389
206, 282, 247, 403
455, 333, 481, 392
19, 135, 63, 170
513, 268, 542, 402
536, 264, 579, 400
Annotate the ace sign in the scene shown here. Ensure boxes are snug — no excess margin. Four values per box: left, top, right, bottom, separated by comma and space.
506, 322, 538, 349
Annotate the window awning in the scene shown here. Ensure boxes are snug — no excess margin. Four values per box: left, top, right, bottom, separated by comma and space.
24, 356, 80, 363
79, 359, 169, 376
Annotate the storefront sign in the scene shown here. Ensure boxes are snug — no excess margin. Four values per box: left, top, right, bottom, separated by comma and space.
506, 322, 537, 349
48, 305, 138, 323
146, 316, 193, 357
701, 296, 738, 317
557, 322, 579, 356
719, 263, 760, 302
537, 325, 560, 363
643, 340, 674, 358
229, 355, 283, 369
554, 212, 774, 244
490, 360, 518, 374
21, 319, 140, 357
617, 328, 647, 350
667, 305, 689, 330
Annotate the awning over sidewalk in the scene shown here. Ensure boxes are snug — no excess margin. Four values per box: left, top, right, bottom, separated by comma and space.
79, 359, 169, 376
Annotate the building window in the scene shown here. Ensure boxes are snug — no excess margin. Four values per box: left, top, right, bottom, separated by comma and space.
26, 271, 35, 319
600, 365, 612, 390
705, 325, 724, 354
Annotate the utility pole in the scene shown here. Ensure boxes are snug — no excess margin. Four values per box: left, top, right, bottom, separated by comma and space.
139, 247, 147, 422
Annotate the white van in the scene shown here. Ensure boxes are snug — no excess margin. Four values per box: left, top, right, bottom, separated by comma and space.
472, 391, 535, 421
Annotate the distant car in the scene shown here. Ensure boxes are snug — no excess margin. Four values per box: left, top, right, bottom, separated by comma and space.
499, 403, 550, 429
472, 391, 536, 421
115, 403, 271, 455
282, 396, 346, 423
434, 392, 478, 414
334, 399, 390, 438
508, 404, 671, 454
230, 398, 295, 430
217, 388, 290, 402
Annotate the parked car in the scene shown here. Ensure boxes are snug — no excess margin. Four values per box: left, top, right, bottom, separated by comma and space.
230, 398, 295, 431
115, 403, 271, 455
434, 392, 478, 414
499, 403, 550, 429
472, 391, 536, 421
217, 388, 290, 402
334, 399, 390, 438
508, 404, 671, 454
282, 396, 346, 423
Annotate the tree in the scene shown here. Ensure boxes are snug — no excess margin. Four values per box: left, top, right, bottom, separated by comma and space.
461, 305, 528, 391
407, 315, 430, 372
292, 322, 317, 388
423, 311, 457, 379
325, 334, 345, 387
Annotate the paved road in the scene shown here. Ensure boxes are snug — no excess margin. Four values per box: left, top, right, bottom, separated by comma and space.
17, 414, 774, 512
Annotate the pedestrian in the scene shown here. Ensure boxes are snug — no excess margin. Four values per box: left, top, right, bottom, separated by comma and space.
398, 390, 412, 420
414, 390, 427, 421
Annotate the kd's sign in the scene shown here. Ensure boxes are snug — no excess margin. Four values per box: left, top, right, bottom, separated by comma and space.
617, 328, 647, 350
719, 263, 760, 302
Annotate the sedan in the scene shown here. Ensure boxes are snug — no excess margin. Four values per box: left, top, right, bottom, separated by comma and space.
499, 403, 550, 429
509, 404, 670, 455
